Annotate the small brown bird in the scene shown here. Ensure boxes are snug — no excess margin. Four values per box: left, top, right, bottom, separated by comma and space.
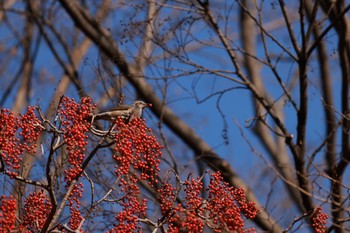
89, 100, 151, 123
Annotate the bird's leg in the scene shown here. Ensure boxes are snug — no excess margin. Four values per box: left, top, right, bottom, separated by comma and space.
90, 115, 95, 125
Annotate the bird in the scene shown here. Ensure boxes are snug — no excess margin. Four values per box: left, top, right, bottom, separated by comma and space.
88, 100, 152, 124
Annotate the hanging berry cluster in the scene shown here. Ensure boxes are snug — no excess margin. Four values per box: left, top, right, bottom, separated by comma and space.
58, 96, 95, 232
207, 171, 258, 232
158, 177, 206, 233
109, 183, 147, 233
58, 96, 95, 182
22, 191, 52, 231
113, 117, 162, 185
0, 106, 42, 177
0, 195, 16, 232
110, 117, 162, 232
311, 207, 328, 233
157, 171, 259, 232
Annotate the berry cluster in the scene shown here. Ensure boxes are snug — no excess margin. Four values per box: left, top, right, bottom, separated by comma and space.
165, 178, 205, 233
109, 183, 147, 233
58, 97, 95, 232
110, 117, 162, 231
23, 191, 52, 231
0, 109, 20, 174
158, 182, 177, 214
0, 195, 16, 232
0, 107, 42, 177
58, 97, 95, 182
157, 172, 258, 232
113, 117, 162, 185
207, 172, 258, 232
18, 106, 42, 154
67, 183, 84, 231
182, 178, 205, 231
311, 207, 328, 233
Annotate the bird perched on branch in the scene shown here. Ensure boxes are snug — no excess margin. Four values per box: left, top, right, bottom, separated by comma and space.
88, 100, 152, 124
